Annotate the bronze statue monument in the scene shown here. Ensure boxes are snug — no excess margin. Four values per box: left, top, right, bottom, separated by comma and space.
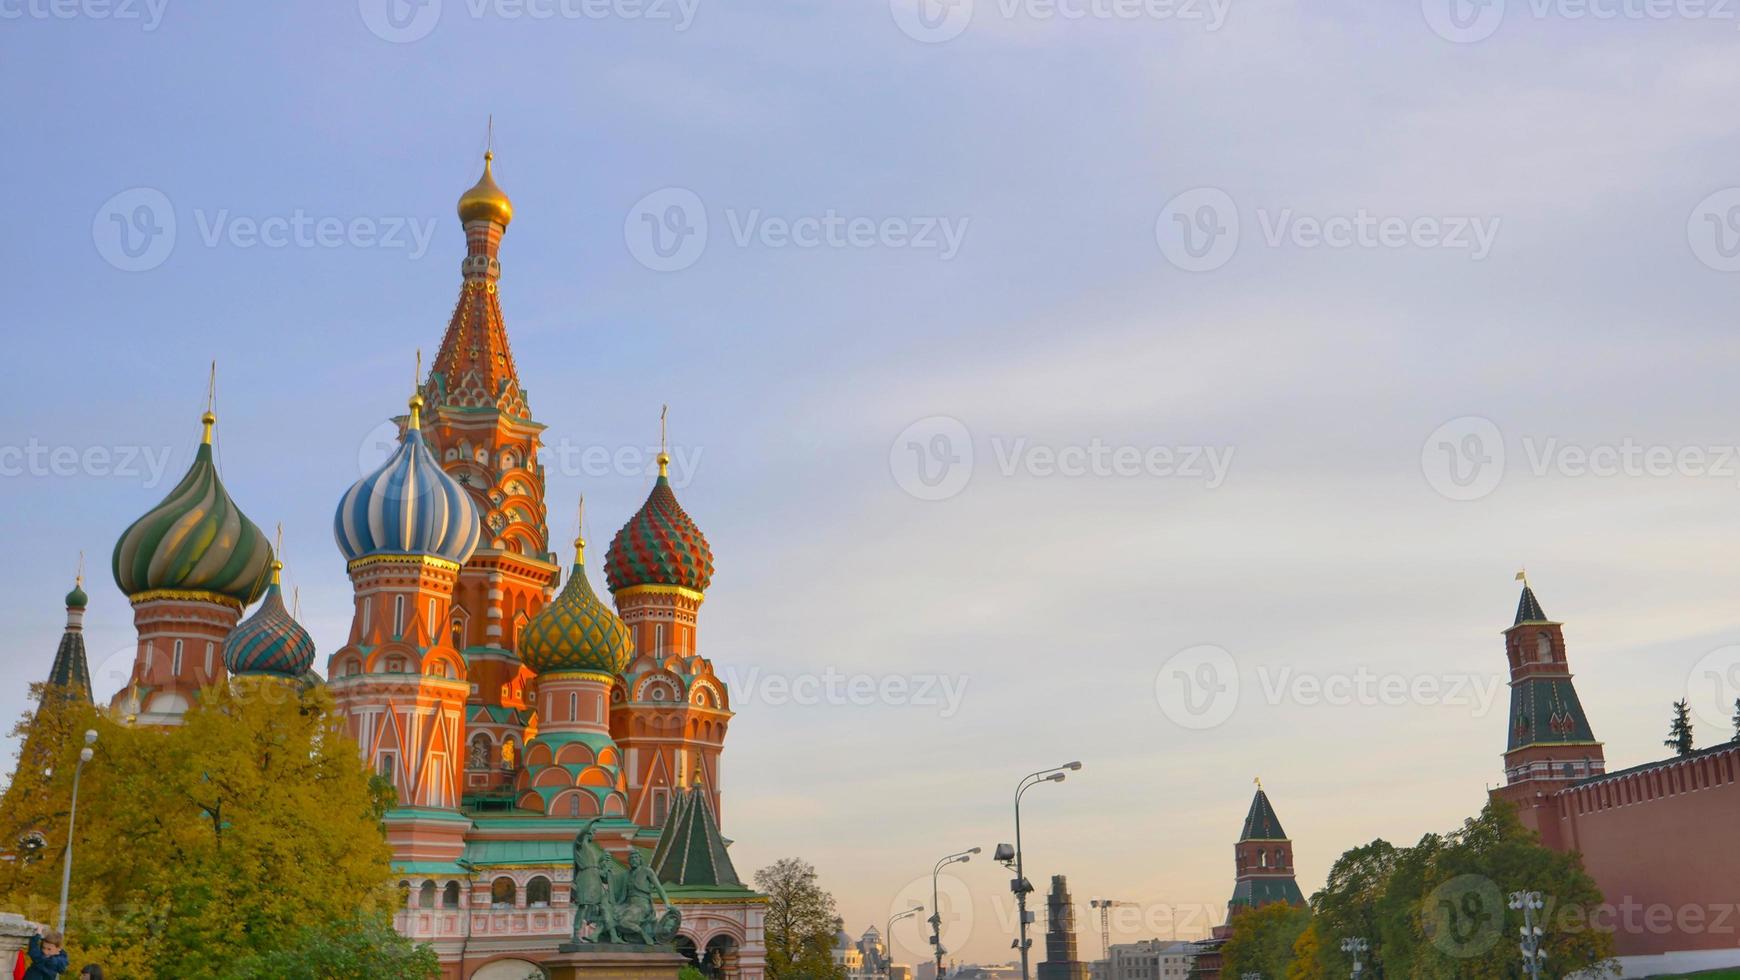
565, 821, 682, 949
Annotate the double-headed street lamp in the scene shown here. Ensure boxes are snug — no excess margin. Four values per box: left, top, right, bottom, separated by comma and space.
1340, 937, 1369, 979
999, 761, 1081, 980
887, 903, 923, 979
57, 729, 97, 934
929, 847, 979, 978
1510, 890, 1546, 980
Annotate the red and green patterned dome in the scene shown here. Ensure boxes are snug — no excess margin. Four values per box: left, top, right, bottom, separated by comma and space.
521, 538, 633, 675
604, 457, 714, 594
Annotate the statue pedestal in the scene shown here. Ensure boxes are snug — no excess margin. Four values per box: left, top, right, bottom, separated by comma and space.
544, 944, 689, 980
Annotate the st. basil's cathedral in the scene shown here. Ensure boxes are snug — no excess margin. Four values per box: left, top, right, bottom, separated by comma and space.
55, 151, 766, 980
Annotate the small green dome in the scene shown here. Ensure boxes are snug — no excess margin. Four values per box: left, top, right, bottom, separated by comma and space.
65, 578, 88, 609
112, 415, 273, 605
520, 540, 632, 676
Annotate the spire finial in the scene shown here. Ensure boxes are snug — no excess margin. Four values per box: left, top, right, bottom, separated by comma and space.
1516, 568, 1529, 587
487, 114, 494, 158
657, 404, 671, 478
271, 523, 284, 584
1254, 775, 1262, 790
409, 350, 425, 429
201, 360, 217, 444
573, 494, 586, 560
75, 551, 84, 589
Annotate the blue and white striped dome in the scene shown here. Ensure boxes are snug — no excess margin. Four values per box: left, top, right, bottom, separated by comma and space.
333, 398, 481, 566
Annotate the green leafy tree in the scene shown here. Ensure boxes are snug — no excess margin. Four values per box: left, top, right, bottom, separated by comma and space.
1665, 698, 1695, 757
1284, 921, 1326, 980
1221, 901, 1310, 979
221, 913, 439, 979
1305, 839, 1398, 978
0, 682, 399, 978
753, 858, 847, 979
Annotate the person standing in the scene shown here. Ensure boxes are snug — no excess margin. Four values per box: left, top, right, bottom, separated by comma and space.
22, 928, 68, 980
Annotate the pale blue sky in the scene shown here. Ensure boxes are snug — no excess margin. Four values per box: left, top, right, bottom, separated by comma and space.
7, 0, 1740, 965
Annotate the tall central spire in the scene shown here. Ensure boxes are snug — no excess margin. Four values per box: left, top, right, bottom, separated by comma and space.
429, 147, 525, 418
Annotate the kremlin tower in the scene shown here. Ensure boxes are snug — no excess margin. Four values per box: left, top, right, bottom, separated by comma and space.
110, 404, 274, 724
606, 441, 733, 830
1490, 579, 1605, 850
514, 507, 633, 819
419, 151, 555, 797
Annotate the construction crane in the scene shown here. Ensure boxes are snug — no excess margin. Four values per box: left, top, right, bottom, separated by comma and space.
1089, 898, 1135, 960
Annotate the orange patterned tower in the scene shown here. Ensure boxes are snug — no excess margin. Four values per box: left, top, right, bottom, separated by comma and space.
330, 385, 483, 865
419, 149, 556, 795
606, 431, 733, 829
110, 400, 274, 724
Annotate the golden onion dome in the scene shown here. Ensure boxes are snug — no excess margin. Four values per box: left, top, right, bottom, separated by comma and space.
457, 151, 513, 227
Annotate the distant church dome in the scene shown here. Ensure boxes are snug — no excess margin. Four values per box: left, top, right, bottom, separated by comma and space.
112, 410, 273, 605
457, 151, 513, 227
521, 532, 632, 676
605, 453, 713, 594
223, 559, 316, 678
334, 392, 481, 566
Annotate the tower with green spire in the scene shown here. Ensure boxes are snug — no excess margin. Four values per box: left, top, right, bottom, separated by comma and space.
1228, 783, 1305, 912
1491, 577, 1606, 849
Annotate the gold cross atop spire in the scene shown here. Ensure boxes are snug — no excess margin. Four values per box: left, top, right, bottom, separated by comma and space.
1515, 568, 1529, 587
1254, 776, 1262, 790
271, 523, 285, 584
201, 360, 217, 444
75, 550, 84, 588
409, 350, 425, 428
574, 493, 586, 558
657, 404, 670, 478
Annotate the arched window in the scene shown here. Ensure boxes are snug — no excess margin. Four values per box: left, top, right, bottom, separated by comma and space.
1536, 632, 1553, 662
450, 612, 467, 649
443, 881, 461, 908
569, 795, 582, 818
204, 641, 214, 677
361, 599, 372, 634
172, 639, 184, 676
419, 880, 437, 909
346, 658, 361, 677
569, 692, 579, 722
1258, 850, 1268, 868
398, 880, 412, 907
491, 877, 517, 908
393, 595, 406, 636
527, 876, 552, 908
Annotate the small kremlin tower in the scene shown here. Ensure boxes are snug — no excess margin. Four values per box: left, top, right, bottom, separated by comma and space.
330, 381, 481, 866
110, 401, 274, 724
419, 150, 555, 796
48, 572, 93, 703
1490, 577, 1604, 850
1194, 783, 1306, 980
606, 430, 733, 830
513, 503, 633, 820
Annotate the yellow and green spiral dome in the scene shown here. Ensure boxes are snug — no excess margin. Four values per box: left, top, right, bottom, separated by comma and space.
520, 537, 632, 675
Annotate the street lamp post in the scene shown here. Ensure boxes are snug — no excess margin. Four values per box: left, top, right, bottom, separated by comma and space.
887, 904, 923, 980
929, 848, 979, 978
1339, 937, 1368, 979
1510, 890, 1546, 980
1002, 762, 1081, 980
56, 729, 97, 935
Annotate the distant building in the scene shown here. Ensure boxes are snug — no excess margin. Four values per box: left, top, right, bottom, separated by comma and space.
1105, 939, 1195, 980
836, 924, 897, 979
1037, 875, 1091, 980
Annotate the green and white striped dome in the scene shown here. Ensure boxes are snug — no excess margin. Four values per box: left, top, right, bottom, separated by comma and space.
112, 413, 273, 605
